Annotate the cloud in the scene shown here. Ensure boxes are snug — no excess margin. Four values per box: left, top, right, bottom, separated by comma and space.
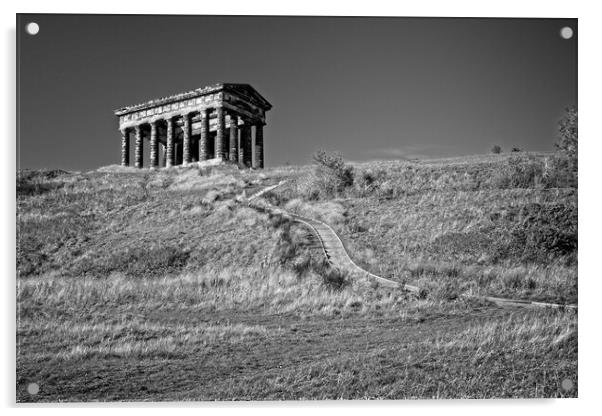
366, 144, 441, 160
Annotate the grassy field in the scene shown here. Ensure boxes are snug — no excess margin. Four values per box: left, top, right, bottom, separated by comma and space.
273, 153, 577, 304
16, 153, 577, 401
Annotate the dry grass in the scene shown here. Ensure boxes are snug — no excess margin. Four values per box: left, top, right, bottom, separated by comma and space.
17, 265, 577, 401
269, 153, 577, 304
16, 157, 577, 401
20, 319, 277, 361
17, 265, 429, 321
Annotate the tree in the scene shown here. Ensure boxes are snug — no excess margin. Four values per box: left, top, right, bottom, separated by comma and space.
511, 147, 521, 153
556, 106, 578, 160
543, 106, 577, 188
491, 145, 502, 154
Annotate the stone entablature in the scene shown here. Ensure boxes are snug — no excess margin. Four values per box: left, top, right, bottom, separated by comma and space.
114, 83, 271, 169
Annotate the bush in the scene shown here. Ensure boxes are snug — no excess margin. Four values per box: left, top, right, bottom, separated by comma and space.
494, 155, 543, 189
353, 168, 387, 196
431, 280, 462, 301
308, 257, 349, 290
268, 212, 291, 229
271, 220, 302, 267
263, 190, 284, 206
298, 150, 354, 200
320, 266, 349, 290
542, 154, 577, 188
491, 145, 502, 154
491, 203, 577, 265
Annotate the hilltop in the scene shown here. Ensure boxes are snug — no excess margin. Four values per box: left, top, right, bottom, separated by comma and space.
16, 152, 577, 401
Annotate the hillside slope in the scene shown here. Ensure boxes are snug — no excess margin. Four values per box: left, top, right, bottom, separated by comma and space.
270, 153, 577, 304
16, 154, 577, 401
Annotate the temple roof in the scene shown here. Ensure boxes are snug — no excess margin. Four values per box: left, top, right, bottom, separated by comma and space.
114, 83, 272, 116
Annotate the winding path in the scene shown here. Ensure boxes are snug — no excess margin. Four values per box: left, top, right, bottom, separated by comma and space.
288, 213, 418, 291
248, 182, 577, 310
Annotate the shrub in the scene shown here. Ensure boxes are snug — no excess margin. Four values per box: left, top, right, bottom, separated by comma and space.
494, 151, 576, 190
491, 145, 502, 154
298, 150, 354, 200
268, 212, 291, 229
308, 257, 349, 290
271, 221, 299, 266
347, 220, 368, 233
436, 282, 462, 301
493, 155, 543, 189
502, 269, 524, 290
542, 154, 577, 188
312, 150, 349, 178
263, 190, 284, 206
320, 266, 349, 290
353, 168, 387, 196
418, 287, 429, 299
511, 147, 522, 153
491, 203, 577, 265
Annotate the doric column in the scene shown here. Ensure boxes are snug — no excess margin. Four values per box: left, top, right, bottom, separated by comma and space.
215, 107, 225, 160
175, 142, 182, 165
166, 118, 174, 168
200, 108, 209, 161
239, 123, 252, 167
237, 125, 245, 164
120, 128, 130, 167
150, 121, 158, 169
134, 125, 143, 169
182, 113, 191, 166
253, 124, 264, 169
229, 114, 238, 162
161, 143, 167, 167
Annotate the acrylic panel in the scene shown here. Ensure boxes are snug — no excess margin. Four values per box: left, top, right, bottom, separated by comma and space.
16, 14, 578, 402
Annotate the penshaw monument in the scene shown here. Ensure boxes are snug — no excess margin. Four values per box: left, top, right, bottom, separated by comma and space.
114, 83, 272, 169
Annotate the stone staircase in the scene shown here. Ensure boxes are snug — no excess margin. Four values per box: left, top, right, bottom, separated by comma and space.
288, 212, 418, 291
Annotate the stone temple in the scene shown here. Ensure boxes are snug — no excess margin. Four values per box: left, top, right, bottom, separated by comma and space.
114, 83, 272, 169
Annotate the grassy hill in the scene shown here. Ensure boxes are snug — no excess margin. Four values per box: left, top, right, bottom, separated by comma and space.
16, 152, 577, 401
271, 153, 577, 304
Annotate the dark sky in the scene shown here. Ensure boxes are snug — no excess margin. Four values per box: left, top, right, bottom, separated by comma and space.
17, 14, 577, 170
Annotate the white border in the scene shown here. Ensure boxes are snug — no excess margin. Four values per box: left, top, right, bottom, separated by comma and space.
3, 1, 601, 415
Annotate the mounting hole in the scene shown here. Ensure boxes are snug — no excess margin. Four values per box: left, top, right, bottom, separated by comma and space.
561, 378, 574, 392
25, 22, 40, 36
560, 26, 573, 40
27, 382, 39, 395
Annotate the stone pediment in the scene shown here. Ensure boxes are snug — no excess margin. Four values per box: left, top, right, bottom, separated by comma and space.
114, 83, 272, 116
